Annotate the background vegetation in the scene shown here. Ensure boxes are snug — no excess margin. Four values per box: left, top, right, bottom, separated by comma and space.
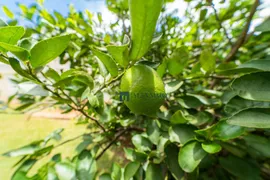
1, 0, 270, 179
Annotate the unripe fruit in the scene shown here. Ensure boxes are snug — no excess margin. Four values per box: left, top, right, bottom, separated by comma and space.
120, 64, 165, 116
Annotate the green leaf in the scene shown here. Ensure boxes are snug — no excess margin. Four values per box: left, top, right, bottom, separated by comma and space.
145, 163, 163, 180
165, 144, 184, 180
45, 68, 61, 82
225, 96, 270, 115
199, 9, 207, 21
243, 134, 270, 158
189, 111, 213, 126
123, 148, 147, 162
237, 59, 270, 71
2, 6, 14, 19
30, 35, 71, 68
18, 82, 48, 96
76, 135, 92, 153
231, 72, 270, 101
199, 49, 216, 73
131, 134, 152, 152
0, 26, 24, 45
12, 159, 37, 180
48, 166, 58, 180
165, 80, 183, 94
219, 155, 260, 180
106, 37, 130, 67
0, 42, 30, 61
76, 150, 97, 180
201, 142, 222, 154
255, 17, 270, 32
111, 163, 121, 180
178, 94, 210, 109
0, 55, 9, 64
178, 141, 207, 173
3, 141, 41, 157
124, 161, 140, 180
170, 110, 188, 124
55, 162, 76, 180
99, 173, 112, 180
129, 0, 163, 61
92, 49, 118, 77
157, 60, 167, 77
0, 18, 7, 27
167, 47, 189, 75
219, 142, 247, 158
227, 109, 270, 128
44, 128, 64, 144
169, 125, 196, 145
96, 57, 108, 78
147, 120, 161, 144
195, 121, 245, 141
60, 69, 94, 89
216, 59, 270, 75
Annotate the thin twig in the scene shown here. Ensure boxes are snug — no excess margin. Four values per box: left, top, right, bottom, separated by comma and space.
94, 71, 125, 95
95, 129, 128, 160
225, 0, 260, 62
27, 64, 106, 132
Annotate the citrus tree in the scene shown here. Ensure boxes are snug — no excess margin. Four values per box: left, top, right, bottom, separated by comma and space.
1, 0, 270, 179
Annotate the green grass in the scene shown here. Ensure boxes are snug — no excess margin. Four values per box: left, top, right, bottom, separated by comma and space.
0, 114, 88, 180
0, 114, 126, 180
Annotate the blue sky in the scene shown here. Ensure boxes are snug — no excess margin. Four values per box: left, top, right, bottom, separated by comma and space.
0, 0, 269, 30
0, 0, 106, 16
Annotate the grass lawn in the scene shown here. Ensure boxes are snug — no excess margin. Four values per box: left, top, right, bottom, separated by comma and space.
0, 114, 122, 180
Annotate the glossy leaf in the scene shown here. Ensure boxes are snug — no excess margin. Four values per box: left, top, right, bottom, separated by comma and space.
55, 162, 76, 180
11, 159, 37, 180
124, 161, 140, 180
3, 141, 41, 157
243, 134, 270, 158
76, 150, 97, 180
165, 144, 184, 180
169, 125, 196, 145
131, 134, 152, 152
2, 6, 14, 19
30, 35, 71, 68
195, 121, 245, 141
147, 120, 161, 144
255, 18, 270, 32
199, 49, 216, 73
92, 49, 118, 77
167, 47, 189, 75
227, 109, 270, 128
111, 163, 121, 180
231, 72, 270, 101
202, 142, 222, 154
219, 155, 260, 180
0, 26, 24, 45
0, 42, 30, 61
145, 163, 163, 180
106, 36, 130, 67
99, 173, 112, 180
225, 96, 270, 115
178, 141, 207, 173
129, 0, 163, 61
165, 80, 183, 94
18, 82, 48, 96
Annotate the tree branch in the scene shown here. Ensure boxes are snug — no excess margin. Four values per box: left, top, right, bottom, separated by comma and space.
95, 129, 128, 160
225, 0, 260, 62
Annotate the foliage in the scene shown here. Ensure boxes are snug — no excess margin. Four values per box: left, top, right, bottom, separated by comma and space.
1, 0, 270, 179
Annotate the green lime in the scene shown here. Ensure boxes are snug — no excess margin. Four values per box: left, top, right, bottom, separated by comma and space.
120, 64, 165, 116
